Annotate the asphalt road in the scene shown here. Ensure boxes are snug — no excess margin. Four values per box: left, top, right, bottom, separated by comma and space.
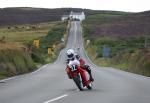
0, 21, 150, 103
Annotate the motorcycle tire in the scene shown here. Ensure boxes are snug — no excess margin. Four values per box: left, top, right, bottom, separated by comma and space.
73, 74, 83, 91
87, 82, 92, 90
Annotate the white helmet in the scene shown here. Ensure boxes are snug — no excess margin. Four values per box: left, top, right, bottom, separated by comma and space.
66, 49, 75, 58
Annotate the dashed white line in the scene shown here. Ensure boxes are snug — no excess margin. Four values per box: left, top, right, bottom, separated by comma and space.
43, 94, 68, 103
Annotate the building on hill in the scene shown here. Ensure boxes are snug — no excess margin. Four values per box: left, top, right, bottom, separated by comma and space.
61, 15, 69, 21
70, 11, 85, 21
61, 11, 85, 21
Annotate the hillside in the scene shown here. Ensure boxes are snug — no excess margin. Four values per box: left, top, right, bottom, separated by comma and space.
83, 11, 150, 76
0, 7, 103, 26
83, 11, 150, 38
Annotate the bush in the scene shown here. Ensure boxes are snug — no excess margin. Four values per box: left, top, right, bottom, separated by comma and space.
0, 49, 36, 77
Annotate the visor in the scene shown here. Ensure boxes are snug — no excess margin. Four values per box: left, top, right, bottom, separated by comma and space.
67, 54, 74, 58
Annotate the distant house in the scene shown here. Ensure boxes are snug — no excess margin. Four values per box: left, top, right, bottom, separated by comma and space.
61, 15, 69, 21
61, 11, 85, 21
70, 11, 85, 21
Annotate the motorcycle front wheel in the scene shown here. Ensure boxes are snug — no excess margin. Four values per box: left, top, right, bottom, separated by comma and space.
73, 74, 83, 91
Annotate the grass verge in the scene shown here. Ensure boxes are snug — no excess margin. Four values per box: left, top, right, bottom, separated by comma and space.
0, 21, 68, 79
82, 11, 150, 77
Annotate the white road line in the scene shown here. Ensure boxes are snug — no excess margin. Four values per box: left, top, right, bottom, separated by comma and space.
30, 64, 48, 74
0, 64, 49, 82
0, 66, 44, 82
0, 77, 16, 83
42, 64, 48, 68
43, 94, 68, 103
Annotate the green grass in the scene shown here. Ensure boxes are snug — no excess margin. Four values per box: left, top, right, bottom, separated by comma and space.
85, 37, 150, 76
83, 11, 150, 77
87, 37, 146, 58
30, 22, 68, 63
87, 47, 150, 77
0, 49, 36, 77
0, 21, 68, 79
0, 22, 57, 43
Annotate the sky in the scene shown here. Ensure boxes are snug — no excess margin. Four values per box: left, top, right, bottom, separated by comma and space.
0, 0, 150, 12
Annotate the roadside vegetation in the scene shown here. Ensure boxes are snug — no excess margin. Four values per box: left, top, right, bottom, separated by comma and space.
0, 21, 68, 79
83, 11, 150, 76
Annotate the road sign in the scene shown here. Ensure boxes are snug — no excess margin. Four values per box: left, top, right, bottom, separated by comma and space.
48, 48, 54, 56
33, 39, 40, 48
102, 46, 110, 58
48, 48, 52, 55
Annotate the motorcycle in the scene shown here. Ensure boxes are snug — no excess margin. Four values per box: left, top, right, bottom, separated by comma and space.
66, 64, 93, 91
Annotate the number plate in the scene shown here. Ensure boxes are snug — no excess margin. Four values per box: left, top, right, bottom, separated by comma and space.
70, 65, 77, 72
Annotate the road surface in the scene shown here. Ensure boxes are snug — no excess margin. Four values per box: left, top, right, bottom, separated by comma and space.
0, 21, 150, 103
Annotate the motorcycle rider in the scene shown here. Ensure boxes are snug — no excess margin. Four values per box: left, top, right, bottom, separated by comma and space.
66, 49, 94, 82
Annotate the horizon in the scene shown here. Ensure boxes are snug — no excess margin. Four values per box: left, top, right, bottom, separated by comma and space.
0, 7, 149, 13
0, 0, 150, 12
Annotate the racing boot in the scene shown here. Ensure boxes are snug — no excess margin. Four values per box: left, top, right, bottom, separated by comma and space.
85, 65, 94, 82
89, 74, 94, 82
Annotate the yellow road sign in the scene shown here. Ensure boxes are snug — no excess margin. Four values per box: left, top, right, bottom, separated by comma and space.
48, 48, 54, 55
33, 39, 40, 48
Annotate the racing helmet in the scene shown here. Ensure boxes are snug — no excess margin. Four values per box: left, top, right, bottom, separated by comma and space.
66, 49, 75, 58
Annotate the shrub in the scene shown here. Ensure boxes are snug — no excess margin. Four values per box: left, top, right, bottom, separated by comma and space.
0, 49, 36, 77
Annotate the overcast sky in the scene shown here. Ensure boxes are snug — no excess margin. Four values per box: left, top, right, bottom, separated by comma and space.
0, 0, 150, 12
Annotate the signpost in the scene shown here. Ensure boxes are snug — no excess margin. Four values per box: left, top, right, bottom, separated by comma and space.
33, 39, 40, 48
48, 47, 54, 56
102, 45, 110, 58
